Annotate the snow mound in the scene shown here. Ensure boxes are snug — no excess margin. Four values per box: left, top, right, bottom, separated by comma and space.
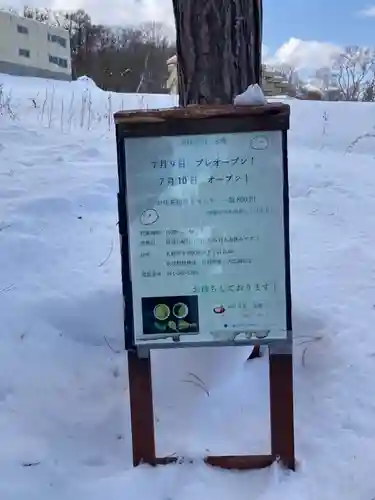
0, 72, 178, 131
1, 74, 375, 499
77, 75, 99, 88
233, 84, 267, 105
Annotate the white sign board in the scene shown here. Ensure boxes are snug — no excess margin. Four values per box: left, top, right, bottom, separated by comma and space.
124, 130, 288, 348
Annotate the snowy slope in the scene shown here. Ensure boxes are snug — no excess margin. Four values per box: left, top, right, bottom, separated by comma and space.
1, 74, 375, 499
0, 73, 178, 130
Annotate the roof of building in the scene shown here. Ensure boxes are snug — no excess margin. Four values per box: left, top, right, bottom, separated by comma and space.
167, 55, 177, 65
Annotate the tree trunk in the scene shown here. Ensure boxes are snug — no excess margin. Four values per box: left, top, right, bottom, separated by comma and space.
171, 0, 263, 360
171, 0, 262, 105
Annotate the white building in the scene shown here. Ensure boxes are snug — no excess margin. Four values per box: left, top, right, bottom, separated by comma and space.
0, 11, 71, 81
166, 54, 178, 94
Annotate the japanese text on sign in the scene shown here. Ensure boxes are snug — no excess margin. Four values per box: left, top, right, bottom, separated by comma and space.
124, 131, 287, 347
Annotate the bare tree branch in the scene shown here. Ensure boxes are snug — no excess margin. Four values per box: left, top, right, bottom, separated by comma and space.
136, 51, 151, 93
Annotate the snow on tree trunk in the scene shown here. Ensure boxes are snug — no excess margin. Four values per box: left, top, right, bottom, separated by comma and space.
171, 0, 263, 105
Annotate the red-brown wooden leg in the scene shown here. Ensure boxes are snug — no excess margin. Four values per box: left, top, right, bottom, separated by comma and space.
128, 350, 156, 466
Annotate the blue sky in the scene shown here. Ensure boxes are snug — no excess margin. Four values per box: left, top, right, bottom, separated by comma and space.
2, 0, 375, 69
3, 0, 375, 56
263, 0, 375, 52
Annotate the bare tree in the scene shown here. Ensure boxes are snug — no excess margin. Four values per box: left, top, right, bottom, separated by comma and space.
22, 6, 59, 24
277, 64, 298, 86
140, 21, 171, 47
0, 6, 19, 15
21, 7, 175, 93
362, 77, 375, 102
333, 46, 375, 101
23, 6, 34, 18
314, 66, 333, 93
136, 51, 151, 92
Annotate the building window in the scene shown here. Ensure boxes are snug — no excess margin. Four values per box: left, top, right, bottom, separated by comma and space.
49, 54, 68, 69
19, 48, 30, 58
59, 58, 68, 68
48, 33, 67, 48
17, 25, 29, 34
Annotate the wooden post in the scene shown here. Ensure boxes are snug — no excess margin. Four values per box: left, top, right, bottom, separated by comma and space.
269, 348, 295, 470
127, 350, 156, 466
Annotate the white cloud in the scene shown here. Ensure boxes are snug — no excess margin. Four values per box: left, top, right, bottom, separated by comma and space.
0, 3, 345, 73
266, 37, 342, 70
358, 5, 375, 17
0, 0, 175, 28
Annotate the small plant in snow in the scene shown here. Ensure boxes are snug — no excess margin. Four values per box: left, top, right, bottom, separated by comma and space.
85, 90, 93, 130
181, 372, 210, 396
346, 131, 375, 153
107, 93, 113, 131
60, 99, 64, 132
40, 87, 48, 123
0, 84, 16, 120
80, 91, 87, 129
320, 110, 329, 150
294, 333, 324, 366
48, 86, 55, 128
67, 91, 75, 131
322, 111, 329, 136
137, 94, 146, 110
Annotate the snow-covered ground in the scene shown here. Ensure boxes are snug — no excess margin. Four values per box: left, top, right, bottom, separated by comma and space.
1, 73, 375, 499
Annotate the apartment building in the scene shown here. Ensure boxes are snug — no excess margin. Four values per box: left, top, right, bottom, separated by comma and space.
166, 55, 295, 98
0, 10, 71, 81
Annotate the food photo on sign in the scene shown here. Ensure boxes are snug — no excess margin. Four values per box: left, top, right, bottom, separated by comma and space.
141, 294, 200, 341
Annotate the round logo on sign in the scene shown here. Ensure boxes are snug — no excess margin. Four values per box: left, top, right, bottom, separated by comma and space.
250, 136, 269, 150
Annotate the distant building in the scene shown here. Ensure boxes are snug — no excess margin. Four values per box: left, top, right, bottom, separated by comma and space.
166, 54, 177, 94
0, 10, 71, 81
299, 81, 342, 101
166, 56, 295, 97
261, 65, 294, 97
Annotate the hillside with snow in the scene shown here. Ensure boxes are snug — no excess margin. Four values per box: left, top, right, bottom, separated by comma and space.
1, 74, 375, 499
